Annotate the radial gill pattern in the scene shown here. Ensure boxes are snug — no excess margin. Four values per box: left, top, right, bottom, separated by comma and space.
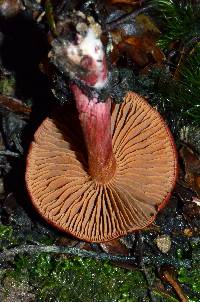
26, 92, 177, 242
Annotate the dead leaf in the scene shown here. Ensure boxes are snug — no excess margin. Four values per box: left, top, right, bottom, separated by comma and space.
76, 242, 94, 251
100, 238, 130, 256
183, 228, 193, 237
135, 14, 161, 36
114, 35, 165, 66
110, 28, 126, 45
55, 236, 78, 247
180, 145, 200, 197
183, 201, 200, 236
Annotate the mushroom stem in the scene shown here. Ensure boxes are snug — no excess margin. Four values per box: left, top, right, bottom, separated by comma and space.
71, 83, 116, 183
57, 18, 117, 183
49, 14, 117, 181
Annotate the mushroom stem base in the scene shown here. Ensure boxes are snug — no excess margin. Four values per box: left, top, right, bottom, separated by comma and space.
89, 154, 117, 184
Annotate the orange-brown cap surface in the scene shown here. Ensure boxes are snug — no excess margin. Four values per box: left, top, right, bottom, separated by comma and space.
26, 92, 177, 242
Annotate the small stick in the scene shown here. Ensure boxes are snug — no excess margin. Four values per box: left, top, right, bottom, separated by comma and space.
160, 266, 189, 302
0, 150, 20, 157
0, 244, 136, 264
0, 95, 31, 116
104, 5, 153, 32
152, 288, 179, 302
173, 36, 200, 79
137, 232, 157, 302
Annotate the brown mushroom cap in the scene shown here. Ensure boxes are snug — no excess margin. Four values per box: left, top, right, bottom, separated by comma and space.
26, 92, 177, 242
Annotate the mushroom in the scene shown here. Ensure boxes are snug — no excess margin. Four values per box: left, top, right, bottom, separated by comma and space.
26, 13, 177, 242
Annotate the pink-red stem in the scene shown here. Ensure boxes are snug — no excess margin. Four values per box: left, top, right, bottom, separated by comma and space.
71, 83, 116, 183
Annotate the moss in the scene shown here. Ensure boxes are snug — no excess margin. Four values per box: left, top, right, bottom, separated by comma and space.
177, 45, 200, 122
0, 224, 16, 250
0, 225, 13, 241
152, 289, 179, 302
125, 44, 200, 128
2, 254, 148, 302
150, 0, 200, 49
0, 76, 16, 96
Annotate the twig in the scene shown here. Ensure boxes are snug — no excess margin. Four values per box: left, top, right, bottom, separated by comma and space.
152, 288, 179, 302
0, 244, 136, 264
104, 5, 153, 32
137, 232, 157, 302
0, 95, 31, 116
161, 267, 189, 302
0, 150, 20, 157
173, 36, 200, 80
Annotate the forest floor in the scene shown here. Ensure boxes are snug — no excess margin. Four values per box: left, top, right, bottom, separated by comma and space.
0, 1, 200, 301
